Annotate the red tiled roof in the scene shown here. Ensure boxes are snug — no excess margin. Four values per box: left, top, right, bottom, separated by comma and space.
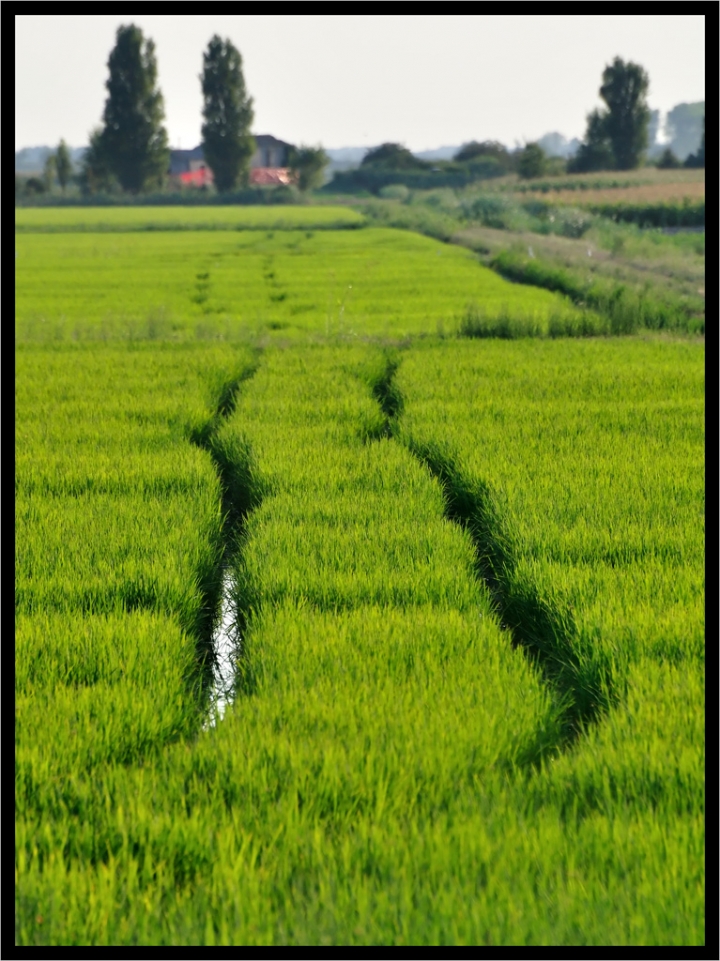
177, 167, 214, 187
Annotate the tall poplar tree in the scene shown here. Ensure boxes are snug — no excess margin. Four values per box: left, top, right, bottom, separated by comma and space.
98, 24, 169, 192
201, 36, 255, 192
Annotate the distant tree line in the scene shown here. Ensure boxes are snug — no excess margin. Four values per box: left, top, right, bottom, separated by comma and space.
16, 24, 329, 200
17, 42, 703, 202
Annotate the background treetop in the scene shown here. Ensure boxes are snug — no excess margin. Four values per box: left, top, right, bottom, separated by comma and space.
454, 141, 510, 164
361, 143, 427, 170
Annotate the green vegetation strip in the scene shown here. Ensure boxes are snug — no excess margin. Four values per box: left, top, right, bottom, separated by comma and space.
14, 204, 366, 233
489, 250, 704, 334
586, 200, 704, 228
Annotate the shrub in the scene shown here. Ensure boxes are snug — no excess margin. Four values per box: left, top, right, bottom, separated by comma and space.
379, 184, 410, 201
462, 195, 517, 229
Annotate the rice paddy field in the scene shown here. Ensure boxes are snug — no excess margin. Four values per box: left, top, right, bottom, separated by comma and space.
15, 207, 704, 946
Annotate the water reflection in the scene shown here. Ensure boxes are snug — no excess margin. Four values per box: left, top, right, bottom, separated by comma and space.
205, 569, 238, 728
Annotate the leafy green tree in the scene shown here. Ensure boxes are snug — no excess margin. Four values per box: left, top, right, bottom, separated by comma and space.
96, 24, 169, 192
599, 57, 650, 169
201, 36, 255, 192
361, 143, 426, 170
289, 145, 329, 191
55, 140, 73, 192
569, 58, 650, 172
517, 143, 546, 179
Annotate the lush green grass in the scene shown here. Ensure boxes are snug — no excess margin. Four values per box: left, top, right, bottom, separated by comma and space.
15, 211, 704, 945
16, 344, 254, 776
16, 338, 704, 945
14, 204, 366, 232
15, 227, 578, 343
16, 345, 560, 945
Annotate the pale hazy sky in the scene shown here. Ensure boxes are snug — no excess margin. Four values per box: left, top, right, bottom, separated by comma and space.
15, 14, 705, 152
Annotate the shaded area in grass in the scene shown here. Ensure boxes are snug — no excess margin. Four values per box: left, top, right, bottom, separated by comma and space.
189, 355, 264, 712
369, 353, 615, 747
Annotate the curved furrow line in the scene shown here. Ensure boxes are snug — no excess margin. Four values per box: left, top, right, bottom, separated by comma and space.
189, 354, 263, 723
369, 353, 615, 749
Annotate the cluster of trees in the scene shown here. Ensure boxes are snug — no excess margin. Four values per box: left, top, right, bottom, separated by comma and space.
357, 139, 549, 184
16, 140, 74, 196
360, 140, 520, 175
339, 57, 703, 191
75, 25, 327, 196
21, 43, 703, 201
569, 58, 704, 173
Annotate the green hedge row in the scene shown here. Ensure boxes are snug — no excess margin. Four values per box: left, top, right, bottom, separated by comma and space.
586, 201, 704, 228
326, 162, 505, 195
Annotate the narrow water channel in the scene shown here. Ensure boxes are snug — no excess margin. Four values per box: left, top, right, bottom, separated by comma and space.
205, 568, 239, 728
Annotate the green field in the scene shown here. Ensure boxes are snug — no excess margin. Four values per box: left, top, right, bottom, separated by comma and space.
14, 204, 366, 232
15, 207, 704, 945
15, 224, 587, 343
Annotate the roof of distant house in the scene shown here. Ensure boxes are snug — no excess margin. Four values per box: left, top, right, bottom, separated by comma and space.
170, 145, 205, 160
254, 134, 294, 149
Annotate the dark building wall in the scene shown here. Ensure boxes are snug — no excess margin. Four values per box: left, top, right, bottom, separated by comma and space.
170, 137, 294, 175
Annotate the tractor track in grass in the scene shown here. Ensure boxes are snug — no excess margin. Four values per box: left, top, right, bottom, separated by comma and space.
370, 353, 615, 752
189, 354, 263, 724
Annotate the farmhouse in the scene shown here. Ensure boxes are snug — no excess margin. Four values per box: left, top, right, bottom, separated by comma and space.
169, 135, 295, 187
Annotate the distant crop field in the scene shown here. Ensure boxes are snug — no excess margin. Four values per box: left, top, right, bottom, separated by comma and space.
517, 180, 705, 206
504, 167, 705, 193
14, 204, 366, 232
15, 212, 704, 946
